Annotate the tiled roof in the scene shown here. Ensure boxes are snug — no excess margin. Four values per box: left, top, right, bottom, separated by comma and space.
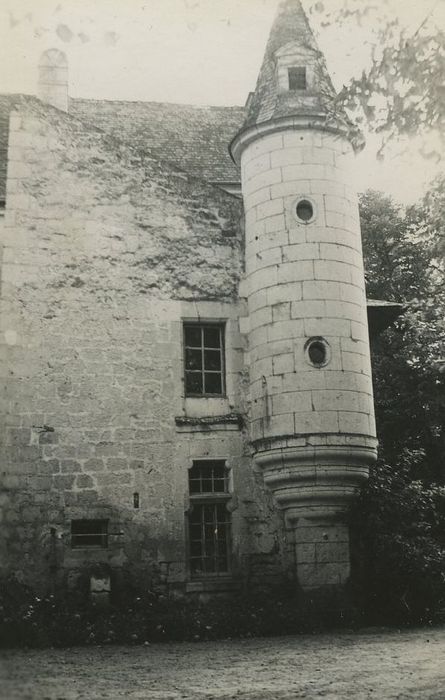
243, 0, 338, 130
70, 98, 245, 184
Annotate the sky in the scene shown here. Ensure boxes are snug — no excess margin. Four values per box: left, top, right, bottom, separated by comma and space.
0, 0, 443, 204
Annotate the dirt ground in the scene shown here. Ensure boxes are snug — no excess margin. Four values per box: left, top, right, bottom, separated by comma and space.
1, 627, 444, 700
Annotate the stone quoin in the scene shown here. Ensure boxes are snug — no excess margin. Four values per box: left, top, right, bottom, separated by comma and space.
0, 0, 401, 608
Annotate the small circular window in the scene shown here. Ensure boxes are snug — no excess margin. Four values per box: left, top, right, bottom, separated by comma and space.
296, 199, 314, 223
305, 337, 330, 368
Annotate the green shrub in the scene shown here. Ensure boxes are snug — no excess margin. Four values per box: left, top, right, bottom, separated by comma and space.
350, 450, 445, 624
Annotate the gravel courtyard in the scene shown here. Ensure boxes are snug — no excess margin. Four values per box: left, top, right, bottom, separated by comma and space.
1, 627, 444, 700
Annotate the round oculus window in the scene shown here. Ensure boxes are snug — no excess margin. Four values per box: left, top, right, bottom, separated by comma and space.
296, 199, 314, 222
306, 338, 330, 368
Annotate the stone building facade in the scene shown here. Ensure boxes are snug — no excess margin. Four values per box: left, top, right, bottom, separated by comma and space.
0, 1, 399, 603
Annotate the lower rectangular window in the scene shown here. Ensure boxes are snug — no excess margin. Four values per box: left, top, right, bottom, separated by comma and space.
188, 460, 231, 577
71, 519, 108, 549
189, 502, 231, 575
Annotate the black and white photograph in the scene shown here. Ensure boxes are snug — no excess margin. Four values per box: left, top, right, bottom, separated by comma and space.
0, 0, 444, 697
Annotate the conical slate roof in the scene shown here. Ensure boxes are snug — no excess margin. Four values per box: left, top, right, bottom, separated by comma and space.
243, 0, 340, 129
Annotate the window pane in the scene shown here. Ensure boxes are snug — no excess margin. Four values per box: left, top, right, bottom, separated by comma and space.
288, 66, 307, 90
185, 348, 202, 371
204, 349, 221, 371
185, 326, 202, 347
213, 478, 226, 493
185, 372, 203, 395
212, 463, 226, 481
203, 326, 221, 348
204, 373, 222, 395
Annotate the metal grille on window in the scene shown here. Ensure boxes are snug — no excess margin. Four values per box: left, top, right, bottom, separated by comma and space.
184, 323, 225, 396
188, 460, 231, 576
71, 519, 108, 548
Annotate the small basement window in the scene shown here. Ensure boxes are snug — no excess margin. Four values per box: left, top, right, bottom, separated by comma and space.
71, 519, 108, 549
288, 67, 307, 91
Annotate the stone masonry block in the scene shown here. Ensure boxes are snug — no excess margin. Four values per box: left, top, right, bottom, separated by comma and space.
314, 259, 352, 283
340, 337, 369, 356
270, 147, 304, 168
75, 474, 95, 489
350, 320, 369, 342
325, 211, 346, 229
294, 410, 340, 434
303, 280, 341, 301
341, 351, 369, 374
339, 283, 366, 305
248, 265, 278, 292
309, 179, 345, 197
290, 300, 325, 319
244, 185, 271, 211
282, 243, 319, 263
250, 306, 273, 329
264, 214, 286, 234
249, 289, 268, 312
241, 133, 283, 164
280, 370, 326, 392
256, 198, 284, 221
283, 131, 322, 148
311, 389, 370, 413
304, 317, 351, 337
277, 260, 314, 284
272, 352, 294, 375
267, 319, 305, 342
270, 180, 311, 199
271, 302, 291, 322
302, 147, 335, 166
244, 152, 271, 181
319, 243, 362, 268
282, 164, 326, 181
264, 413, 294, 437
325, 371, 373, 394
272, 391, 312, 415
338, 411, 371, 435
267, 282, 302, 305
244, 168, 282, 197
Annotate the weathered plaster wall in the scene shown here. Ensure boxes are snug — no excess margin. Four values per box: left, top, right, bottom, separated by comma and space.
0, 98, 286, 593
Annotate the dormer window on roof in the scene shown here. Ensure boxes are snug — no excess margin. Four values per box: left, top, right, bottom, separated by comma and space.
288, 66, 307, 91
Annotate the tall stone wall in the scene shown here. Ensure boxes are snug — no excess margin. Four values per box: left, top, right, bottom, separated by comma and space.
0, 98, 286, 594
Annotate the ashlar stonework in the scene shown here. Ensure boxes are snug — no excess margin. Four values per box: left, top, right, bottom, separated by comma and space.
0, 0, 400, 607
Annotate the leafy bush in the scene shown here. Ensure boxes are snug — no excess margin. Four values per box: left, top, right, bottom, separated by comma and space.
350, 449, 445, 625
0, 578, 339, 648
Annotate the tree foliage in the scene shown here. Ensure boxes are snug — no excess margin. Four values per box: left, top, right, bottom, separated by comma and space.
310, 0, 445, 158
351, 182, 445, 622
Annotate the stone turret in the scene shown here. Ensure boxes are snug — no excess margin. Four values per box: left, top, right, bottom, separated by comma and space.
38, 49, 68, 112
231, 0, 377, 593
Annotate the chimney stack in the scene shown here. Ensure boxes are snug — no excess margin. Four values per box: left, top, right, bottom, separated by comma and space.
38, 49, 68, 112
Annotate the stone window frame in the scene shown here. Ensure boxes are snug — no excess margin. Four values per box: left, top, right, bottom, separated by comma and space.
187, 459, 232, 578
183, 321, 226, 398
294, 195, 317, 225
275, 42, 317, 94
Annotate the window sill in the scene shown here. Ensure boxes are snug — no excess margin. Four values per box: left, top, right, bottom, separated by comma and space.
186, 577, 241, 594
